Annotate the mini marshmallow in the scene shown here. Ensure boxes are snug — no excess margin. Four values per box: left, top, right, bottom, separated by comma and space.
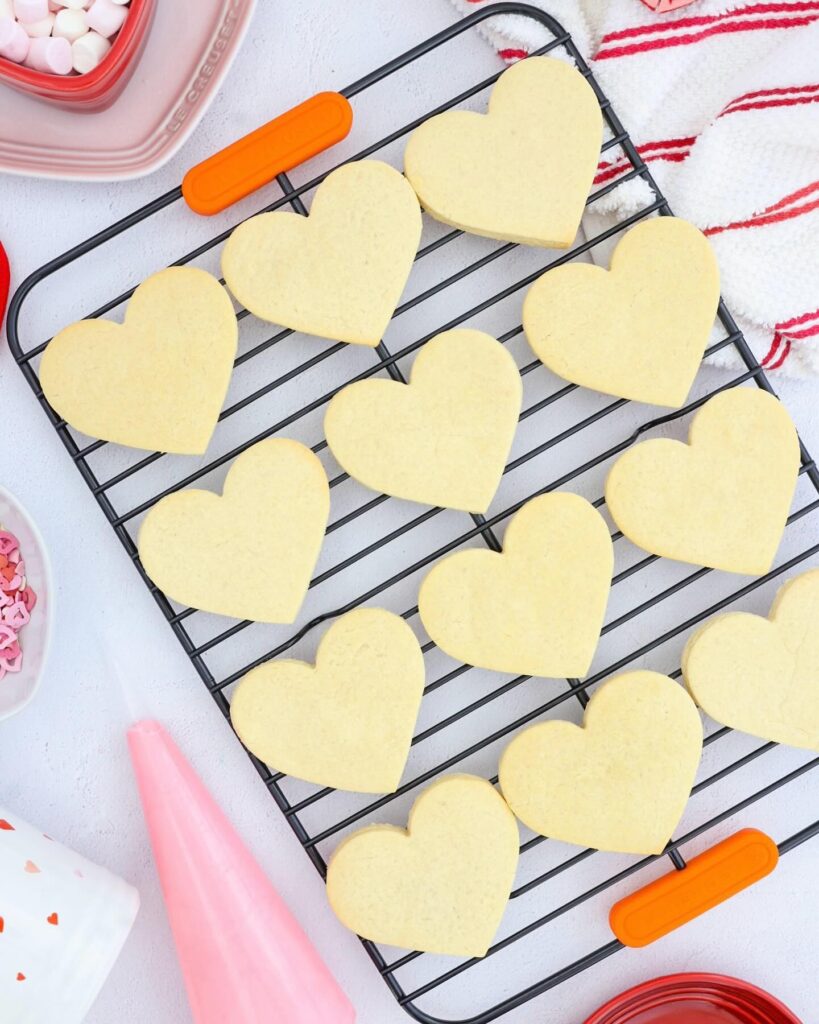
71, 27, 107, 72
0, 0, 13, 19
26, 32, 70, 72
0, 16, 30, 61
22, 11, 55, 35
85, 0, 124, 37
107, 0, 129, 4
13, 0, 48, 23
53, 0, 89, 8
53, 6, 86, 40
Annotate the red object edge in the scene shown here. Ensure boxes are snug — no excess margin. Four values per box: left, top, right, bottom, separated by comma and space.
583, 972, 803, 1024
0, 242, 9, 333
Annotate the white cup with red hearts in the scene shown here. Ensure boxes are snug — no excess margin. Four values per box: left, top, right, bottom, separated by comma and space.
0, 806, 139, 1023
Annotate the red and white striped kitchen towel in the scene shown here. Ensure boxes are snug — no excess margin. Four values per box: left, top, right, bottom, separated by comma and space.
449, 0, 819, 377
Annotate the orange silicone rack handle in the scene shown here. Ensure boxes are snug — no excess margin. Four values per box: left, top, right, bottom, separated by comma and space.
610, 829, 779, 948
182, 91, 353, 216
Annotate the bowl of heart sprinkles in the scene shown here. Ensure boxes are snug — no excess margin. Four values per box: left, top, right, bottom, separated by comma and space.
0, 486, 51, 721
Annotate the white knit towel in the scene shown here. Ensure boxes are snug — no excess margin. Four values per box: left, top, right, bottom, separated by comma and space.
448, 0, 819, 377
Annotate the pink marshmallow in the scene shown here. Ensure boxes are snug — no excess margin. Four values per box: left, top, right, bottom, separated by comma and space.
85, 0, 124, 38
13, 0, 48, 23
0, 16, 30, 61
22, 11, 55, 35
25, 33, 71, 73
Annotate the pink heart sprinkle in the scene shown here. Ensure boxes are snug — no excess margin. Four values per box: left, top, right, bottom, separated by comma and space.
0, 624, 17, 651
0, 532, 17, 556
2, 600, 29, 630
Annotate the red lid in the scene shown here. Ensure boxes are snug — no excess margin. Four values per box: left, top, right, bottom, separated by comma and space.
584, 974, 802, 1024
0, 242, 9, 332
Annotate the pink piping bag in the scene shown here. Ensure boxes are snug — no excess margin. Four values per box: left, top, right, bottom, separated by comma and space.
128, 718, 356, 1024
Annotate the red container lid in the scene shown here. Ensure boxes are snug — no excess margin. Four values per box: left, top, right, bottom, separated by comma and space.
584, 974, 802, 1024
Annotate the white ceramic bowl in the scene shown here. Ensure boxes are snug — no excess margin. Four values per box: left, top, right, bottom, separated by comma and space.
0, 485, 52, 721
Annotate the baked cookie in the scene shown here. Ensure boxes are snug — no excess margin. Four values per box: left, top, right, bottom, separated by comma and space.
326, 774, 519, 957
605, 388, 799, 575
138, 438, 329, 623
418, 492, 613, 678
324, 329, 522, 512
222, 160, 422, 346
683, 568, 819, 751
499, 671, 703, 855
40, 267, 237, 454
404, 56, 602, 247
523, 217, 720, 408
231, 608, 425, 793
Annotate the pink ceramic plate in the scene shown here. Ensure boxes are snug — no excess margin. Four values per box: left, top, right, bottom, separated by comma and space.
0, 0, 256, 180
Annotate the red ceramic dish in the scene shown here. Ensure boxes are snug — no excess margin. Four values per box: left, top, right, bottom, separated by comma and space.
584, 974, 803, 1024
0, 241, 9, 331
0, 0, 155, 111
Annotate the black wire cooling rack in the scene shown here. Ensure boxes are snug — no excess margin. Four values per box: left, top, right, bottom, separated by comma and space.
7, 5, 819, 1022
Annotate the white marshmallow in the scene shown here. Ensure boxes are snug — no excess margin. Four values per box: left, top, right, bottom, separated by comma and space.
53, 0, 88, 9
71, 26, 108, 72
0, 0, 14, 19
0, 16, 30, 61
85, 0, 124, 37
14, 0, 48, 23
22, 11, 55, 35
25, 33, 71, 72
53, 6, 86, 40
107, 0, 129, 4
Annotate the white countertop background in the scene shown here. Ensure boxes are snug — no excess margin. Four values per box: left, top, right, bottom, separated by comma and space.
1, 2, 817, 1022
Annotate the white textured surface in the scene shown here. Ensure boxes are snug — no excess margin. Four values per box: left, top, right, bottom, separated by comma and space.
0, 2, 817, 1023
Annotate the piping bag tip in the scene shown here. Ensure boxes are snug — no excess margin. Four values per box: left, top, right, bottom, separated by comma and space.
128, 718, 356, 1024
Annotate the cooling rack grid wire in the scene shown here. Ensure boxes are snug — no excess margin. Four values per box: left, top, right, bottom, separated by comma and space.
7, 5, 819, 1022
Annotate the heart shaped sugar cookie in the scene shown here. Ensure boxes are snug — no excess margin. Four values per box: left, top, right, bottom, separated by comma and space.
404, 57, 602, 247
682, 569, 819, 751
231, 608, 425, 792
523, 217, 720, 407
499, 671, 703, 854
605, 388, 799, 575
324, 329, 522, 512
326, 774, 519, 957
138, 438, 329, 623
222, 160, 422, 346
418, 492, 613, 678
40, 267, 238, 454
